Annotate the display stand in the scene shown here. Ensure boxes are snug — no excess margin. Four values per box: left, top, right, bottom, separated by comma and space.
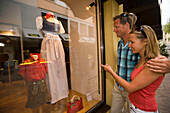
8, 61, 12, 85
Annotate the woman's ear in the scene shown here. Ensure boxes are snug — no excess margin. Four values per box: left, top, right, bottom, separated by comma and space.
143, 39, 148, 45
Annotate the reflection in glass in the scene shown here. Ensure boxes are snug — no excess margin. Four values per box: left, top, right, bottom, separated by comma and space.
0, 0, 102, 112
0, 36, 22, 83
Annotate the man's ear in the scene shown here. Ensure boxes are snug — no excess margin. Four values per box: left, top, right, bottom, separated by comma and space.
125, 22, 130, 28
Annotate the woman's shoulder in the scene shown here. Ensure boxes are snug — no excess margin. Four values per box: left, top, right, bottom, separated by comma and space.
143, 64, 164, 77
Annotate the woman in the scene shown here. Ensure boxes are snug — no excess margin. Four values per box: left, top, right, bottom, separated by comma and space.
101, 25, 165, 113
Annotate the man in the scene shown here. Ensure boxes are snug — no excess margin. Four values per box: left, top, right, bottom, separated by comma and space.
111, 12, 170, 113
111, 12, 139, 113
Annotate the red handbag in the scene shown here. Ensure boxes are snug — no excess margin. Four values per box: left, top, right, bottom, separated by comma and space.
67, 95, 84, 113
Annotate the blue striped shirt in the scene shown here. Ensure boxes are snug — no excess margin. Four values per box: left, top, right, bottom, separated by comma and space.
117, 39, 140, 90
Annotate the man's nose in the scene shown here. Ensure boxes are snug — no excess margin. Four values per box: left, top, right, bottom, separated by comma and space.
113, 28, 116, 32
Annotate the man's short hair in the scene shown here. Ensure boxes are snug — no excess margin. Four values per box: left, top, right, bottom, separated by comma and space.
113, 12, 137, 30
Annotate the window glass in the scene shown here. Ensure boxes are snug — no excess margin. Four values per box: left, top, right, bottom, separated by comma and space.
0, 0, 102, 112
80, 23, 87, 36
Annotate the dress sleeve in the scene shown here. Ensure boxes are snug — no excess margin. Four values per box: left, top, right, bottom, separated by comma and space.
40, 37, 47, 60
59, 21, 65, 34
18, 59, 30, 80
18, 65, 26, 79
36, 16, 43, 31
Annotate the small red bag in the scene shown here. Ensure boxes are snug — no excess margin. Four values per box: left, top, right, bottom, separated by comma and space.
67, 95, 84, 113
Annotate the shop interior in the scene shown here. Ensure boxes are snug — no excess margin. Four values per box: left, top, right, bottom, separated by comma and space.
0, 0, 102, 113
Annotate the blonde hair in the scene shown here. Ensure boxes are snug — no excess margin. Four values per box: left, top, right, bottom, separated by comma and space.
130, 25, 160, 61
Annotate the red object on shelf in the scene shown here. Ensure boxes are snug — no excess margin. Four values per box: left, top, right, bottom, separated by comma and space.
67, 95, 84, 113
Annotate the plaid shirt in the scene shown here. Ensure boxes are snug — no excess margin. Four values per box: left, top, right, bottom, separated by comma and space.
117, 39, 140, 90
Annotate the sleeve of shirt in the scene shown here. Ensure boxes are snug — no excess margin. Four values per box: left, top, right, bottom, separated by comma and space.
40, 38, 47, 60
18, 59, 30, 80
36, 16, 43, 31
59, 21, 65, 34
18, 65, 26, 79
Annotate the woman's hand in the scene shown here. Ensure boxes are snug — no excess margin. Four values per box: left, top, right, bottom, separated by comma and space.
100, 64, 114, 73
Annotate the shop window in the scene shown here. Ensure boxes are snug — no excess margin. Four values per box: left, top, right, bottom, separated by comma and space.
0, 0, 109, 112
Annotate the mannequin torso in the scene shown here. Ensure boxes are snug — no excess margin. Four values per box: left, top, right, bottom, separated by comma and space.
45, 16, 60, 24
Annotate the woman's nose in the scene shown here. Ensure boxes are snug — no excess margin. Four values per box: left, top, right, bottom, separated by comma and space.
128, 43, 131, 48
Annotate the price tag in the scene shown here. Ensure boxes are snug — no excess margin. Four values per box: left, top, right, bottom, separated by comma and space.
86, 92, 92, 101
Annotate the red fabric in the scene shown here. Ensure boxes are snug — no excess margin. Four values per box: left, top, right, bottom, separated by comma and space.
45, 12, 55, 19
19, 53, 48, 81
67, 98, 83, 113
129, 64, 165, 112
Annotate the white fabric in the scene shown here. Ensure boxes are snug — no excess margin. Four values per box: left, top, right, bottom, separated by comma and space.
41, 33, 69, 104
36, 16, 43, 31
37, 16, 68, 104
130, 103, 159, 113
32, 55, 38, 60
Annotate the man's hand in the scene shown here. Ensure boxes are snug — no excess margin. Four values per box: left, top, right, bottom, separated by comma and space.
147, 56, 170, 73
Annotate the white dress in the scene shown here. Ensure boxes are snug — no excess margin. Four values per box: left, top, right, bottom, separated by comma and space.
36, 16, 69, 104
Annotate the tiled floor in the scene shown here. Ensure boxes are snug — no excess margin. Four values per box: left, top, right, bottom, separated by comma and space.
156, 52, 170, 113
156, 71, 170, 113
